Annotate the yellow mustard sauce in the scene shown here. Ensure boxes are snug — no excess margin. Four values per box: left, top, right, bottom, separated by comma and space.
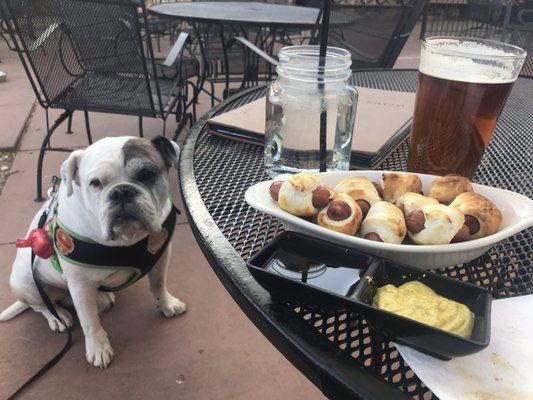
373, 281, 474, 338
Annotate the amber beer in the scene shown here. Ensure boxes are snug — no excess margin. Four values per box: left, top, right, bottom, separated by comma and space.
407, 37, 526, 178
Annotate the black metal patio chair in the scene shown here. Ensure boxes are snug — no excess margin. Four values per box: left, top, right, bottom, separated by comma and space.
185, 10, 274, 106
0, 0, 18, 51
202, 23, 276, 103
195, 1, 321, 100
1, 0, 198, 201
229, 0, 428, 90
503, 0, 532, 76
0, 1, 10, 49
419, 0, 505, 40
326, 0, 429, 69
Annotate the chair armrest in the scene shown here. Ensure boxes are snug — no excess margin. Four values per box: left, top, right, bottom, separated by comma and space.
227, 36, 278, 66
160, 32, 190, 68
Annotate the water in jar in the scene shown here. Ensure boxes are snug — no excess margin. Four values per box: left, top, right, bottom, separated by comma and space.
265, 76, 357, 177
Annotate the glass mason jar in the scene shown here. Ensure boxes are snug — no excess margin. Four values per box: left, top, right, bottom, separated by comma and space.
265, 46, 357, 177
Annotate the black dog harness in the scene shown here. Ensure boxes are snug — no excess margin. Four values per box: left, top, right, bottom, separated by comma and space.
49, 206, 179, 291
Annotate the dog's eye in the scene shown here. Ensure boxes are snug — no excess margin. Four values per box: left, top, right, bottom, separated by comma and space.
89, 178, 101, 188
137, 169, 157, 182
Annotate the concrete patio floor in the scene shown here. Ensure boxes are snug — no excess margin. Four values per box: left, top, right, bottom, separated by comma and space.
0, 32, 421, 399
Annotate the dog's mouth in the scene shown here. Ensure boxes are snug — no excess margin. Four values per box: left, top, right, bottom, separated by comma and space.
106, 212, 149, 242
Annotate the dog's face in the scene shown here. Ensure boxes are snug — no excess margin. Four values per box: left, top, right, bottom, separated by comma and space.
61, 136, 179, 243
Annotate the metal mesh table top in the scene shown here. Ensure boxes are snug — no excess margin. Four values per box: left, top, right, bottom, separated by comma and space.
181, 70, 532, 400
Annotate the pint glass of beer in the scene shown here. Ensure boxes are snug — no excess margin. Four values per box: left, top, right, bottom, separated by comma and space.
407, 37, 526, 178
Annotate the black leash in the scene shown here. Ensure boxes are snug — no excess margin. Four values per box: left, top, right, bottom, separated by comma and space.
7, 178, 72, 400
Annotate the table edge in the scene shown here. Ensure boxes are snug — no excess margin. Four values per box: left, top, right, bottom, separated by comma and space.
178, 82, 412, 400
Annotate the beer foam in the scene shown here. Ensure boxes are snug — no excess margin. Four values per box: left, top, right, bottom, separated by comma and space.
419, 39, 524, 84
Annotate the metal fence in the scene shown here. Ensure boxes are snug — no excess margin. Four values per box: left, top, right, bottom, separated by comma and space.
420, 0, 507, 39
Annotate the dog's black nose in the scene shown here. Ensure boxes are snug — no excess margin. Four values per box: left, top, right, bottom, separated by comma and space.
109, 184, 138, 204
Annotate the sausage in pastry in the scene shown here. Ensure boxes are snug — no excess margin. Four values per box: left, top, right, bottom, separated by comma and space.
334, 176, 382, 217
406, 204, 465, 245
396, 192, 438, 216
360, 201, 407, 244
428, 175, 473, 205
316, 193, 363, 235
450, 192, 502, 239
270, 172, 331, 217
380, 172, 422, 203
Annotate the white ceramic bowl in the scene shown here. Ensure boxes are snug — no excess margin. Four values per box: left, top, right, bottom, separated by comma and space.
245, 171, 533, 269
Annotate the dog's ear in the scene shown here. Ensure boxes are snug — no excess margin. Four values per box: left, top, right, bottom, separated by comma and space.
61, 149, 84, 196
151, 136, 180, 170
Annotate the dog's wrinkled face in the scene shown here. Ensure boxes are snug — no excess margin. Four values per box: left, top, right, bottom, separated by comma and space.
61, 136, 179, 243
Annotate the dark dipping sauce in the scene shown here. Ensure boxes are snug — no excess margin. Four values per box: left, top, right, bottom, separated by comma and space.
264, 248, 362, 296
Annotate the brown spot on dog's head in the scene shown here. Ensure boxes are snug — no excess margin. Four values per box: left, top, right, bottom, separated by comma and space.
122, 136, 179, 175
122, 137, 167, 170
121, 137, 179, 195
151, 136, 179, 169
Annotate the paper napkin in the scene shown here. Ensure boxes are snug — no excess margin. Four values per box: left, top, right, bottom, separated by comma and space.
396, 295, 533, 400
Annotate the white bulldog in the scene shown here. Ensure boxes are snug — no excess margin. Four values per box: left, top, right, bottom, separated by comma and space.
0, 136, 186, 368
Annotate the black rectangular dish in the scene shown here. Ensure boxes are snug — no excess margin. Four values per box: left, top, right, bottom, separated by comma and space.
247, 231, 492, 360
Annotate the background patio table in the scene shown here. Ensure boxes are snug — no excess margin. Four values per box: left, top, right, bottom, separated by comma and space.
179, 69, 533, 399
149, 2, 320, 97
149, 1, 320, 28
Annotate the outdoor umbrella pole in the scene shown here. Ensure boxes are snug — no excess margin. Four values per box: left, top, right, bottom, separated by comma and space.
318, 0, 331, 172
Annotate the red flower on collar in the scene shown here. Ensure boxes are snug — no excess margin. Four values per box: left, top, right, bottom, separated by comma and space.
56, 228, 74, 255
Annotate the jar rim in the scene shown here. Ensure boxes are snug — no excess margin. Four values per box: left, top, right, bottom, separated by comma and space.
277, 45, 352, 82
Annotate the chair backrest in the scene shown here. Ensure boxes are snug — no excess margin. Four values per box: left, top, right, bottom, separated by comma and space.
504, 0, 532, 76
0, 0, 8, 22
305, 0, 428, 69
419, 0, 531, 77
0, 0, 23, 48
2, 0, 164, 117
0, 2, 9, 43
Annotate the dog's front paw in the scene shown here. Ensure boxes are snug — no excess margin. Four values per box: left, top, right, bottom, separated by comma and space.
86, 330, 115, 369
42, 305, 74, 333
157, 294, 186, 317
96, 291, 115, 315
